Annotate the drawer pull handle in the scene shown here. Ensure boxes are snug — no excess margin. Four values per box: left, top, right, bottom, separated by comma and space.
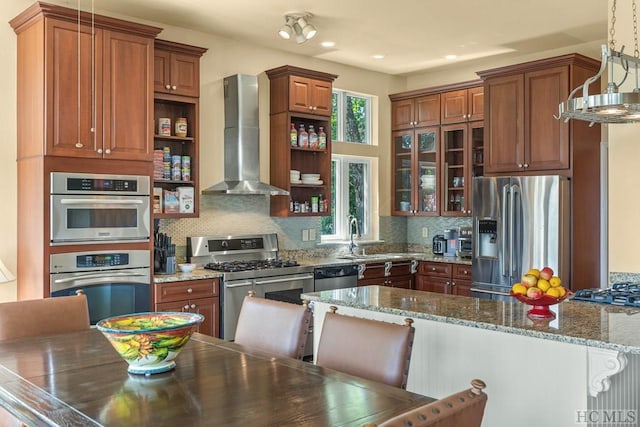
187, 288, 193, 293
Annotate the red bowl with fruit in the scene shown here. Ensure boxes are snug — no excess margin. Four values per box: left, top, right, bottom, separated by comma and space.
510, 290, 571, 318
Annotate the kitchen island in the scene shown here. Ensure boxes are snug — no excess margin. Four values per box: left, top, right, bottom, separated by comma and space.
302, 286, 640, 427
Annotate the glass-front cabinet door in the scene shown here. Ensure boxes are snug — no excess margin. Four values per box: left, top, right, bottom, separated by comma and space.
415, 127, 438, 215
392, 130, 414, 215
392, 127, 439, 216
441, 124, 467, 216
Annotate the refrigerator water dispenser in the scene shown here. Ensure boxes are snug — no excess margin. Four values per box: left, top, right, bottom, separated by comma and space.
477, 219, 498, 258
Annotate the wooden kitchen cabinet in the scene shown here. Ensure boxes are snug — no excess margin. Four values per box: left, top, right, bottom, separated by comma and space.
154, 39, 206, 98
17, 14, 159, 161
390, 81, 483, 217
391, 94, 440, 130
478, 54, 601, 175
440, 86, 484, 124
155, 278, 220, 337
266, 66, 338, 217
152, 42, 206, 219
392, 127, 440, 216
357, 262, 414, 289
415, 261, 472, 295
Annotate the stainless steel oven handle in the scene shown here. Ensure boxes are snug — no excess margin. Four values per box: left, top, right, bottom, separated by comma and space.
254, 274, 314, 285
53, 271, 148, 284
59, 198, 144, 205
224, 281, 253, 288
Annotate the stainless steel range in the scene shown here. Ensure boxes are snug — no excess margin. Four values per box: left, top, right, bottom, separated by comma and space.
187, 233, 314, 342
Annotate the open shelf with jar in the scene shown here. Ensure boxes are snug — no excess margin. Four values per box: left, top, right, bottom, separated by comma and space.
266, 66, 337, 217
153, 94, 199, 218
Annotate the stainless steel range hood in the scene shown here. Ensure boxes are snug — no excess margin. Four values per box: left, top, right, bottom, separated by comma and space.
203, 74, 288, 195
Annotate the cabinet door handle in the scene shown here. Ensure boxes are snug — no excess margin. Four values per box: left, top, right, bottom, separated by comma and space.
104, 149, 111, 154
183, 304, 189, 310
165, 84, 171, 90
75, 142, 83, 148
308, 106, 314, 110
523, 163, 529, 168
432, 267, 436, 271
190, 304, 197, 309
172, 85, 177, 90
97, 148, 103, 154
187, 288, 193, 293
518, 163, 523, 168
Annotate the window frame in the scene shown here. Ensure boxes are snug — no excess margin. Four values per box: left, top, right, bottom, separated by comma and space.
332, 89, 372, 145
322, 154, 372, 242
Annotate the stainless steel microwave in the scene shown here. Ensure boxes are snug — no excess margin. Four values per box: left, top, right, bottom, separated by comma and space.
50, 172, 151, 244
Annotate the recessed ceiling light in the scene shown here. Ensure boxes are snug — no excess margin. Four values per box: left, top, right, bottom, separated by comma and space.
372, 54, 385, 60
321, 41, 335, 48
445, 54, 458, 60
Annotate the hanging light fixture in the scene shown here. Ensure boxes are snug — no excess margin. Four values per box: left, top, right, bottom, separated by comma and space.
278, 12, 317, 44
559, 0, 640, 124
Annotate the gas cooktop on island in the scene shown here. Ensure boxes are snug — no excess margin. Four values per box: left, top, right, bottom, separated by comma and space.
572, 282, 640, 308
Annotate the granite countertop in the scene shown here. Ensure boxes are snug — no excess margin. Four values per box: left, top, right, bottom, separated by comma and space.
153, 268, 223, 283
153, 253, 470, 284
301, 285, 640, 354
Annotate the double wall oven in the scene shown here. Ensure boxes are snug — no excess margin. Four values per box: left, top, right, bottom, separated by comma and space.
48, 172, 152, 324
188, 234, 314, 353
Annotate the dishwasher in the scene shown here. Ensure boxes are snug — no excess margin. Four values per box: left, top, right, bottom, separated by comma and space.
314, 265, 359, 291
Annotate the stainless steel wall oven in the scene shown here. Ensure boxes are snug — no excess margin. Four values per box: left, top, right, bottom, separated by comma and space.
50, 250, 151, 324
50, 172, 151, 245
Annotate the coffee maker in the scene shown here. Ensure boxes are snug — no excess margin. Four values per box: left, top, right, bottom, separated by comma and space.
432, 235, 446, 255
443, 229, 458, 257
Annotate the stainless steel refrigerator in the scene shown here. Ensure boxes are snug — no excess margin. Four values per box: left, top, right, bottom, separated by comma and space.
471, 175, 570, 300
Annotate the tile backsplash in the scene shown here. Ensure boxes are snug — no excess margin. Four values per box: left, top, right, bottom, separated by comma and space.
157, 195, 471, 262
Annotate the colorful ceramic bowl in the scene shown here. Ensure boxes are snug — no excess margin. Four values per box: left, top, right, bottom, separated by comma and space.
96, 312, 204, 375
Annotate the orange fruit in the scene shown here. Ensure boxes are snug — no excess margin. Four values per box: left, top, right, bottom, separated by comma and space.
546, 287, 561, 298
549, 276, 562, 287
526, 268, 540, 279
511, 283, 527, 295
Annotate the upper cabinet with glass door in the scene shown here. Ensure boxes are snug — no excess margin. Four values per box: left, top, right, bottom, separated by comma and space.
391, 127, 439, 216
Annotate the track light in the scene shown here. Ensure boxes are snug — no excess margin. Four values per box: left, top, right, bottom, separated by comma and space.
278, 16, 295, 40
279, 13, 317, 43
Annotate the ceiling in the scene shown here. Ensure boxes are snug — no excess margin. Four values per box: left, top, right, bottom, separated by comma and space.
88, 0, 608, 75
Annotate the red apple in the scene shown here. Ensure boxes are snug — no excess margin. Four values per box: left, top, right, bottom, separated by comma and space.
540, 267, 554, 280
526, 286, 543, 299
521, 274, 538, 288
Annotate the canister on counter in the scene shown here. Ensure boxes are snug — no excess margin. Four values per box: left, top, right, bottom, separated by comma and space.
158, 118, 171, 136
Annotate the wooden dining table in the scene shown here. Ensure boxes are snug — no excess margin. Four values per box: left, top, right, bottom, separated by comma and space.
0, 330, 433, 426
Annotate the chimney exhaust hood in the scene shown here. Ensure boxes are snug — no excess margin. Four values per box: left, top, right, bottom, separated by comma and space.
202, 74, 289, 196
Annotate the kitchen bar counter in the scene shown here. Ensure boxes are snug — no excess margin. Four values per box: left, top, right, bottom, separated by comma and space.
0, 330, 433, 426
303, 286, 640, 427
302, 285, 640, 353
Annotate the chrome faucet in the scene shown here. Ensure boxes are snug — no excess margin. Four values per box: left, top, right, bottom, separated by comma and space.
348, 215, 360, 255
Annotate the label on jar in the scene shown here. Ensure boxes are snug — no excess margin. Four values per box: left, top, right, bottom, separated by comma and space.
158, 118, 171, 136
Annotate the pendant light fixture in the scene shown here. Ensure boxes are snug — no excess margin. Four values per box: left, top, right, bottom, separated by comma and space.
278, 12, 317, 44
558, 0, 640, 124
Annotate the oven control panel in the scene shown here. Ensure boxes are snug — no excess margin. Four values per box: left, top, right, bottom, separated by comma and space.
77, 253, 130, 268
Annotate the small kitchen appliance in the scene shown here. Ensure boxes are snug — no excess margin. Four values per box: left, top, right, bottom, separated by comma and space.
456, 226, 472, 259
432, 235, 446, 255
443, 229, 458, 257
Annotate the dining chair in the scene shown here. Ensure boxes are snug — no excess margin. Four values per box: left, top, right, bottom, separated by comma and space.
0, 291, 90, 341
0, 291, 90, 426
367, 379, 488, 427
233, 291, 312, 359
315, 306, 415, 389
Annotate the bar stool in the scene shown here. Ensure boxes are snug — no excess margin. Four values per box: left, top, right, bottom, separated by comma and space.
315, 306, 415, 389
234, 291, 312, 359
